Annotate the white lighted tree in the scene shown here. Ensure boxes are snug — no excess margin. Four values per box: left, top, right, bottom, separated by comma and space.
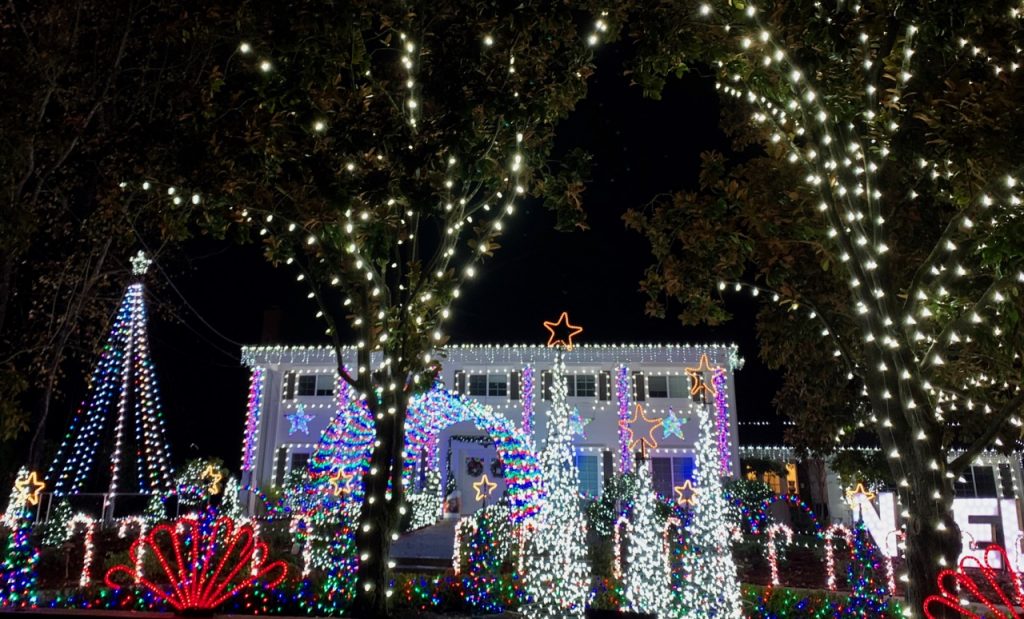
523, 345, 590, 619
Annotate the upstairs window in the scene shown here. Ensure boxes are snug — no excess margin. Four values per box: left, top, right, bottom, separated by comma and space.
566, 374, 596, 397
297, 374, 334, 397
297, 375, 317, 396
647, 374, 688, 398
468, 374, 507, 397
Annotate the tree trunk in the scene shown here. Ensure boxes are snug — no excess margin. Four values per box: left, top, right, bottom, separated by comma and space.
902, 480, 960, 618
353, 383, 409, 618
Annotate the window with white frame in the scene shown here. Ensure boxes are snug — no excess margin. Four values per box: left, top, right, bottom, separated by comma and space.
297, 374, 334, 397
575, 453, 600, 497
650, 456, 694, 500
566, 374, 596, 397
468, 374, 507, 397
647, 374, 688, 398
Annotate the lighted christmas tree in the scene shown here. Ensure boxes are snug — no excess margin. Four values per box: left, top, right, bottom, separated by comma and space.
221, 476, 243, 521
42, 499, 72, 546
0, 469, 42, 609
846, 519, 890, 615
407, 468, 441, 531
678, 374, 742, 618
623, 455, 673, 618
523, 324, 590, 619
47, 251, 174, 509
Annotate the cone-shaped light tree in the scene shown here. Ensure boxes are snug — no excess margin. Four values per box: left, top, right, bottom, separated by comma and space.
174, 2, 624, 615
0, 469, 42, 609
625, 1, 1024, 612
523, 337, 590, 618
46, 251, 174, 514
622, 455, 673, 618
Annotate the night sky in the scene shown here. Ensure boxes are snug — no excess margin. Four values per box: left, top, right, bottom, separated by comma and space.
107, 45, 782, 470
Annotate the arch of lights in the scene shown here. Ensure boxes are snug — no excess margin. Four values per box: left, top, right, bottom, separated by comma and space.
310, 379, 545, 523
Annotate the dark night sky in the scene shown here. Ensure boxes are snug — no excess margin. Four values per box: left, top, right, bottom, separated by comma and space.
112, 45, 782, 470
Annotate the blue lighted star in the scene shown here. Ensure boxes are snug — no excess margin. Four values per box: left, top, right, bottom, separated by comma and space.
662, 407, 687, 440
286, 404, 314, 435
569, 407, 591, 438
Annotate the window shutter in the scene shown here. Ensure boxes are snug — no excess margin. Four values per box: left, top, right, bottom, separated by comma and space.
633, 371, 646, 401
284, 371, 296, 400
509, 371, 521, 400
455, 371, 466, 395
598, 371, 611, 401
542, 371, 553, 401
602, 450, 614, 492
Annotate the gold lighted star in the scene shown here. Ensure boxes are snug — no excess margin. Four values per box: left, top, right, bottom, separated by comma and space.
685, 353, 720, 397
14, 471, 46, 506
328, 470, 355, 496
619, 404, 663, 455
845, 482, 875, 507
473, 474, 498, 501
201, 465, 223, 496
543, 312, 584, 350
674, 480, 699, 507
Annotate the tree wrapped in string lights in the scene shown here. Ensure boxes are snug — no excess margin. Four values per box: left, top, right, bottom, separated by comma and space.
677, 384, 741, 618
46, 251, 174, 512
625, 1, 1024, 610
523, 344, 590, 619
163, 2, 622, 614
622, 455, 672, 618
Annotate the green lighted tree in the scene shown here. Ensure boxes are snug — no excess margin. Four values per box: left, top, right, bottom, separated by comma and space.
624, 0, 1024, 613
172, 1, 623, 614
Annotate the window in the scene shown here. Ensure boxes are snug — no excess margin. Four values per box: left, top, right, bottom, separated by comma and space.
297, 375, 316, 396
999, 464, 1016, 498
651, 456, 694, 500
315, 374, 335, 396
647, 374, 688, 398
468, 374, 507, 397
566, 374, 596, 397
955, 465, 999, 498
576, 454, 600, 497
297, 374, 334, 396
290, 452, 310, 471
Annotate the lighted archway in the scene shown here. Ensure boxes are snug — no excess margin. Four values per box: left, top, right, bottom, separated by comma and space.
310, 381, 545, 523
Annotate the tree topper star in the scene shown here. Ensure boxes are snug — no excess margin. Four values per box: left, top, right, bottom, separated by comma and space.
473, 474, 498, 501
130, 250, 152, 276
543, 312, 584, 350
286, 404, 315, 435
685, 353, 720, 397
14, 470, 46, 506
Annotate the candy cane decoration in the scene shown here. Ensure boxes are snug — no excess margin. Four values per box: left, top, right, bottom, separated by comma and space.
766, 523, 794, 586
67, 513, 97, 588
289, 515, 313, 577
452, 516, 478, 575
117, 516, 149, 581
824, 524, 854, 591
612, 515, 630, 580
248, 519, 262, 577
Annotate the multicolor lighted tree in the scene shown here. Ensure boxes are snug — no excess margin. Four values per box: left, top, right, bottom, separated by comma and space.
46, 252, 174, 510
170, 2, 620, 613
523, 337, 590, 619
624, 1, 1024, 610
0, 469, 42, 609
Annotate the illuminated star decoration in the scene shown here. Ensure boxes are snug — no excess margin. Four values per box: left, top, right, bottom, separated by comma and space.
14, 470, 46, 506
619, 404, 663, 455
327, 470, 355, 497
201, 465, 223, 496
674, 480, 699, 507
286, 404, 314, 435
473, 474, 498, 501
685, 353, 719, 398
130, 250, 152, 276
661, 407, 687, 440
845, 482, 876, 508
543, 311, 584, 351
569, 407, 591, 438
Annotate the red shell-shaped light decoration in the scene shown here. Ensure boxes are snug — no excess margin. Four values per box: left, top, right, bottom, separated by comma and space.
105, 515, 287, 614
923, 545, 1024, 619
